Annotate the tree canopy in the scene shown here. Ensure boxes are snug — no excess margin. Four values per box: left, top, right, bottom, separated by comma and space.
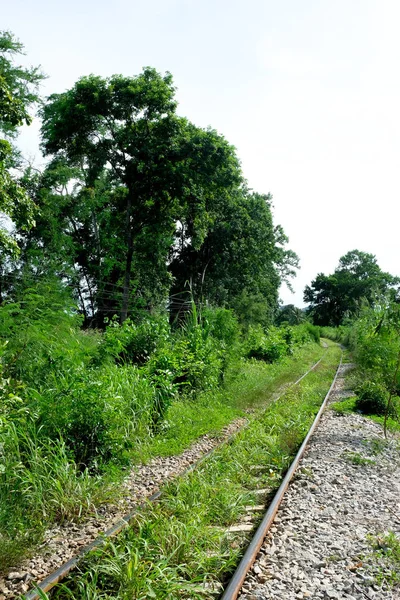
0, 31, 43, 258
18, 67, 298, 325
304, 250, 399, 326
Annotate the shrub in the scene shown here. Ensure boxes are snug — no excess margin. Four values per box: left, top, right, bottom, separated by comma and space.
303, 323, 320, 344
203, 307, 240, 348
32, 363, 155, 467
100, 314, 170, 365
246, 325, 288, 363
0, 281, 99, 386
355, 381, 388, 415
148, 309, 222, 399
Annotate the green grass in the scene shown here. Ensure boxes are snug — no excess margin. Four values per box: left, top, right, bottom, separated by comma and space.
331, 396, 400, 433
368, 531, 400, 588
342, 450, 375, 466
330, 396, 357, 414
34, 345, 341, 600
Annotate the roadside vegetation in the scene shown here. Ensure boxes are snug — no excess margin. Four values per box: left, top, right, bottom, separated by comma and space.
368, 531, 400, 588
321, 305, 400, 435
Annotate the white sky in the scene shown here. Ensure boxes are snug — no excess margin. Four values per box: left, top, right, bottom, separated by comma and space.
4, 0, 400, 305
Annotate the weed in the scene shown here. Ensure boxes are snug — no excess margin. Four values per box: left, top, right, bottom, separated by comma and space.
330, 397, 357, 414
297, 466, 314, 479
362, 438, 388, 455
342, 451, 375, 466
368, 531, 400, 587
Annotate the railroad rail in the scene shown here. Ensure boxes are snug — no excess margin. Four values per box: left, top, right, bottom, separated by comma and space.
221, 355, 342, 600
24, 351, 332, 600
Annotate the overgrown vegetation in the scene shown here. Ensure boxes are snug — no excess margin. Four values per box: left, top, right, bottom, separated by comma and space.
0, 30, 317, 574
304, 249, 400, 432
33, 345, 339, 600
0, 274, 324, 572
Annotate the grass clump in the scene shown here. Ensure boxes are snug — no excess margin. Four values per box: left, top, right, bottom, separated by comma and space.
342, 450, 375, 466
355, 380, 391, 416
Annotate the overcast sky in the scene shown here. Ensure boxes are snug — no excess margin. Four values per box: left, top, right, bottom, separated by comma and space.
4, 0, 400, 305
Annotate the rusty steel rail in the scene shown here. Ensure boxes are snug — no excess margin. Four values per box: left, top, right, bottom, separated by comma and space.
221, 355, 343, 600
23, 351, 329, 600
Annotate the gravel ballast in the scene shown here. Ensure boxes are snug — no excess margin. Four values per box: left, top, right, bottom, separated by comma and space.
239, 364, 400, 600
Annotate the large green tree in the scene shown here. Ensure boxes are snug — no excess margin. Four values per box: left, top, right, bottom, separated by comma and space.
169, 189, 298, 324
304, 250, 399, 326
0, 31, 43, 258
39, 69, 242, 322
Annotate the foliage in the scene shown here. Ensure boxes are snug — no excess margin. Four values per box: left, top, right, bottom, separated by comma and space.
0, 31, 43, 257
275, 303, 306, 326
304, 250, 399, 326
320, 325, 351, 345
0, 278, 95, 385
100, 314, 170, 365
170, 191, 299, 325
246, 325, 288, 362
38, 70, 248, 323
354, 381, 388, 415
327, 303, 400, 433
246, 323, 318, 363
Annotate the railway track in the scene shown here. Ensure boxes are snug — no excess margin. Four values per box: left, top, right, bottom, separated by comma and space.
225, 362, 400, 600
19, 348, 338, 600
221, 358, 342, 600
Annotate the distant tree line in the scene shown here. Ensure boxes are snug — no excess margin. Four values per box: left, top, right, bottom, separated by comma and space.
304, 249, 399, 326
0, 31, 298, 326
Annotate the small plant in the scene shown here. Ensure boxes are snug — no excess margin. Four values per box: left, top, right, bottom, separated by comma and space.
362, 438, 388, 455
342, 450, 375, 466
330, 397, 357, 414
368, 531, 400, 587
246, 325, 288, 363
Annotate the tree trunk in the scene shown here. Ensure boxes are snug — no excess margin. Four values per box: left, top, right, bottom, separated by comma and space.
121, 193, 134, 323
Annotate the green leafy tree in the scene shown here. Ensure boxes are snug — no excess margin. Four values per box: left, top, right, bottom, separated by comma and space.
40, 69, 242, 322
0, 31, 43, 258
276, 304, 306, 326
304, 250, 399, 326
169, 190, 298, 325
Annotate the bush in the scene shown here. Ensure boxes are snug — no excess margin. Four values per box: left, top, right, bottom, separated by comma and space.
203, 307, 240, 348
100, 314, 170, 365
246, 325, 288, 363
31, 362, 155, 467
320, 325, 350, 345
0, 281, 99, 386
303, 323, 320, 344
245, 323, 317, 364
355, 381, 388, 415
148, 308, 223, 399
